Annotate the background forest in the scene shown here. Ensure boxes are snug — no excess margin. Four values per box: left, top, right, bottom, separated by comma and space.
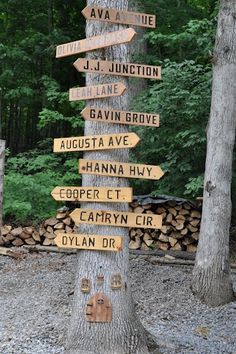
0, 0, 228, 223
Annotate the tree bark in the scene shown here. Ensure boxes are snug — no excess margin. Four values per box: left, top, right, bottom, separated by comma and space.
191, 0, 236, 306
66, 1, 154, 353
0, 139, 5, 234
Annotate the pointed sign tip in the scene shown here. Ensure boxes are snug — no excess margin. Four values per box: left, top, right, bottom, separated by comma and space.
81, 107, 87, 118
120, 83, 127, 94
81, 6, 88, 17
133, 133, 141, 146
73, 58, 81, 69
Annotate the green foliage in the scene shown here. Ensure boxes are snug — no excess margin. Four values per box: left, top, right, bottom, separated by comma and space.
131, 59, 212, 198
4, 144, 81, 222
38, 76, 85, 131
145, 18, 216, 63
184, 176, 204, 197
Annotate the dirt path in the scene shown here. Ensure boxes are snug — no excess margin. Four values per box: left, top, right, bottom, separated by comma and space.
0, 252, 236, 354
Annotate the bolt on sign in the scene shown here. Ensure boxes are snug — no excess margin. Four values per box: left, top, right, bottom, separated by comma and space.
51, 186, 133, 202
56, 28, 136, 58
74, 58, 161, 80
53, 133, 140, 153
82, 6, 156, 28
81, 107, 160, 127
79, 159, 164, 180
70, 208, 163, 229
54, 233, 123, 251
69, 83, 126, 101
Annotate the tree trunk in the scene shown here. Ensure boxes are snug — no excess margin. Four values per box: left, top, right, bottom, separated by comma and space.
191, 0, 236, 306
0, 139, 5, 233
66, 1, 154, 353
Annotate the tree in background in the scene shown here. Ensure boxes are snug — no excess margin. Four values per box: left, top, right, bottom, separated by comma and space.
191, 0, 236, 306
0, 139, 5, 238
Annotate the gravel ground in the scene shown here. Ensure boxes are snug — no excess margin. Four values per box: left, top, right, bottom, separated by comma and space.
0, 251, 236, 354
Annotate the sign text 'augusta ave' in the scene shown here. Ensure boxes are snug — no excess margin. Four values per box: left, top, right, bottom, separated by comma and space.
53, 133, 140, 152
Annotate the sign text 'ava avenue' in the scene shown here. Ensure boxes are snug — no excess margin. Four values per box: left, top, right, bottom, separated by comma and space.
81, 107, 160, 127
79, 159, 164, 180
74, 58, 161, 80
56, 28, 136, 58
54, 233, 123, 252
82, 6, 156, 28
51, 187, 132, 202
70, 208, 163, 229
53, 133, 140, 153
69, 83, 126, 101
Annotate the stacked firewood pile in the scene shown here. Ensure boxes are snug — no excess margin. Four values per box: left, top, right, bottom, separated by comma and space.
0, 209, 72, 248
0, 196, 202, 252
129, 196, 201, 252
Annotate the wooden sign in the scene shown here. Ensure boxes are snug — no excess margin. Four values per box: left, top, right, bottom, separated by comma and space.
81, 107, 160, 127
69, 83, 126, 101
70, 208, 163, 229
111, 274, 122, 290
79, 159, 164, 180
53, 133, 140, 153
51, 187, 133, 202
81, 278, 91, 293
54, 233, 123, 251
74, 58, 161, 80
56, 28, 136, 58
86, 293, 112, 323
82, 6, 156, 28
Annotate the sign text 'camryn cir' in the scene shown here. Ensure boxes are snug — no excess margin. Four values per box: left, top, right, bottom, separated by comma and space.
53, 133, 140, 153
82, 6, 156, 28
70, 208, 163, 229
69, 83, 126, 101
74, 58, 161, 80
54, 233, 123, 252
51, 187, 133, 202
56, 28, 136, 58
81, 107, 160, 127
79, 159, 164, 180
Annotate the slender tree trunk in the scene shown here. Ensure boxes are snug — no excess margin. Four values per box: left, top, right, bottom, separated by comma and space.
191, 0, 236, 306
66, 1, 155, 353
0, 90, 4, 233
0, 139, 5, 233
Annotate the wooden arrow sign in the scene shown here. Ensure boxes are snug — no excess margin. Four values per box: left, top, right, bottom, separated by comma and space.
74, 58, 161, 80
81, 107, 160, 127
54, 233, 123, 251
51, 187, 133, 202
56, 28, 136, 58
69, 83, 126, 101
82, 6, 156, 28
53, 133, 140, 152
79, 159, 164, 180
70, 208, 162, 229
